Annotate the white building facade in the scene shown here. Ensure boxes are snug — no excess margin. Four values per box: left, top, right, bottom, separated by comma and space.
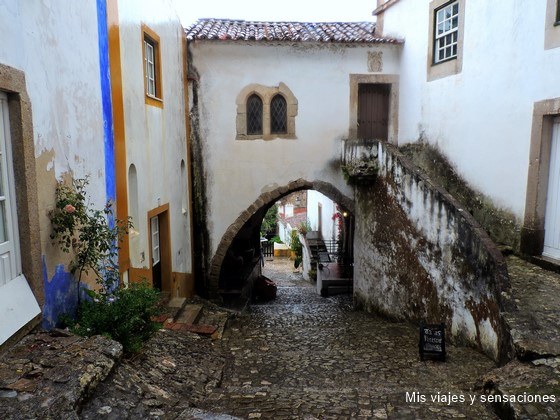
0, 0, 193, 347
375, 0, 560, 259
186, 19, 402, 294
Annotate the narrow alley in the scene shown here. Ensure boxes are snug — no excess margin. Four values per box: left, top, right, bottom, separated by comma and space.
196, 258, 496, 419
75, 258, 498, 419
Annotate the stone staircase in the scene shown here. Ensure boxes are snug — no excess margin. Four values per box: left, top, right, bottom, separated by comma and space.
157, 298, 230, 340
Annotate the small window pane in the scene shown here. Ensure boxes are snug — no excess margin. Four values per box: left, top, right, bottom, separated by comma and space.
270, 94, 287, 134
0, 158, 4, 197
434, 1, 459, 63
247, 94, 263, 135
0, 201, 7, 243
145, 39, 157, 97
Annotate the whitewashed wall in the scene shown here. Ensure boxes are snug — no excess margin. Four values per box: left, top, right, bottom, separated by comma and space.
0, 0, 108, 338
381, 0, 560, 220
6, 1, 109, 224
307, 190, 338, 241
117, 0, 191, 276
189, 41, 401, 258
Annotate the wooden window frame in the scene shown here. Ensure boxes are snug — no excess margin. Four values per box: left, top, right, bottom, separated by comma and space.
142, 24, 163, 108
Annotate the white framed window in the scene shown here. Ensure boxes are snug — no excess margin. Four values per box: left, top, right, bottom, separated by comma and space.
434, 1, 459, 64
0, 92, 21, 287
144, 39, 156, 97
142, 24, 163, 106
150, 216, 160, 265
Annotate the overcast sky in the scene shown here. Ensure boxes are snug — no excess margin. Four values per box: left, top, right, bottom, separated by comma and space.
170, 0, 377, 27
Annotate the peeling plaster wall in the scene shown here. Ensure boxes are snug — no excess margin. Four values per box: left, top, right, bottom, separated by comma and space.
188, 41, 401, 281
117, 0, 192, 286
1, 1, 108, 328
379, 0, 560, 219
346, 140, 511, 361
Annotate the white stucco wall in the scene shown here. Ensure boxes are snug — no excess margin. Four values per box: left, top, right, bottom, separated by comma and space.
1, 0, 107, 339
117, 0, 191, 275
1, 1, 107, 264
1, 0, 108, 205
189, 40, 401, 257
380, 0, 560, 219
307, 190, 338, 241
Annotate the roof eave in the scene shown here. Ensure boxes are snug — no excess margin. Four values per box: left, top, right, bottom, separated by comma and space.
185, 35, 404, 45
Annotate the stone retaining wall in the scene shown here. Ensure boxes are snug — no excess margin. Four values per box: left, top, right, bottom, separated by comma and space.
344, 139, 512, 362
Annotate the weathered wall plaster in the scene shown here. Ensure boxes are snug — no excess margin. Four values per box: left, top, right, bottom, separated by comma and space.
379, 0, 560, 220
345, 139, 512, 361
188, 40, 400, 293
117, 0, 192, 295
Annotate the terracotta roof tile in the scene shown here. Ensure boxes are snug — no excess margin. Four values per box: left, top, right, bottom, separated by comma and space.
185, 18, 402, 44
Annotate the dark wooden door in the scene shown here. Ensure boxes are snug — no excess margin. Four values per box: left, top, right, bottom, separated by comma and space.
358, 83, 390, 140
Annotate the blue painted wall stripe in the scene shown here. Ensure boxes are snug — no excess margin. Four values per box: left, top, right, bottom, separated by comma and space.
96, 0, 116, 203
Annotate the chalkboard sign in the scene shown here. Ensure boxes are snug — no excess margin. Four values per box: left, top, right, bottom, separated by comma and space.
419, 322, 446, 361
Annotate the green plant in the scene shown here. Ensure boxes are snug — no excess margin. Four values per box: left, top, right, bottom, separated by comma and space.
270, 235, 283, 244
49, 177, 132, 297
69, 281, 162, 355
50, 177, 160, 354
290, 229, 303, 268
260, 204, 278, 237
298, 219, 312, 236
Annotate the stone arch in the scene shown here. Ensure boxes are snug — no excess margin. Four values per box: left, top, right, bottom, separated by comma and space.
207, 178, 354, 297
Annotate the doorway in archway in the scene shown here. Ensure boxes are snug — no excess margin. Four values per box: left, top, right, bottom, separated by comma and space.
218, 188, 354, 306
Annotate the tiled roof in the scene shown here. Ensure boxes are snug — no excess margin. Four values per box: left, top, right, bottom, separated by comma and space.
185, 19, 402, 44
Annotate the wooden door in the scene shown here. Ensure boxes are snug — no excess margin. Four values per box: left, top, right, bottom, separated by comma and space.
544, 117, 560, 259
357, 83, 390, 140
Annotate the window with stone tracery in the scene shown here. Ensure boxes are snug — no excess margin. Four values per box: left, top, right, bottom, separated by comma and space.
236, 83, 297, 140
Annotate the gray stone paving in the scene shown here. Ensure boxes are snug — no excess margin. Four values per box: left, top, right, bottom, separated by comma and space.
196, 258, 497, 419
478, 255, 560, 419
2, 257, 525, 419
505, 255, 560, 359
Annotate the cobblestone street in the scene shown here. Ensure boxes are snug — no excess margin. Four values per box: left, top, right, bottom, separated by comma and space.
196, 258, 497, 419
1, 257, 502, 419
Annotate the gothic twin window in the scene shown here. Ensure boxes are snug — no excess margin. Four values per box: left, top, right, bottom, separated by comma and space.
246, 93, 287, 136
270, 95, 287, 133
236, 83, 297, 140
247, 95, 263, 135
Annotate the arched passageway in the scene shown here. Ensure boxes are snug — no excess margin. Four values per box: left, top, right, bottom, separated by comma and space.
207, 179, 354, 300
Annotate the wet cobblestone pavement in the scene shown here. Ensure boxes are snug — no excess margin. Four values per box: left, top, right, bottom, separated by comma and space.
1, 258, 505, 419
196, 258, 497, 419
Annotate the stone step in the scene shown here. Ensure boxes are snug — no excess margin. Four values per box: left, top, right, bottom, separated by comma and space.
505, 255, 560, 360
175, 303, 203, 324
167, 297, 186, 309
